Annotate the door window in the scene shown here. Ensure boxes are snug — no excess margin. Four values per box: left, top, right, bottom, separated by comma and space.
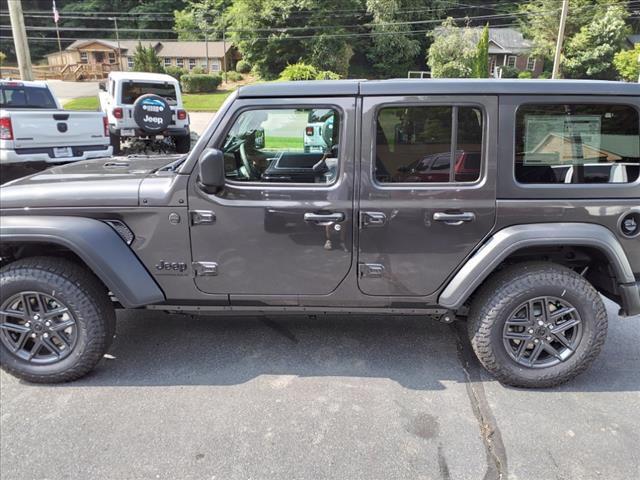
375, 105, 483, 183
221, 107, 340, 184
515, 104, 640, 184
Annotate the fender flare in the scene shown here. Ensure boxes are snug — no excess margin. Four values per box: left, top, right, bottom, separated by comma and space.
439, 223, 637, 311
0, 216, 165, 308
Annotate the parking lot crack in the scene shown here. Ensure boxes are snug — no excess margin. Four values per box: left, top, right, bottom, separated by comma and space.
453, 324, 508, 480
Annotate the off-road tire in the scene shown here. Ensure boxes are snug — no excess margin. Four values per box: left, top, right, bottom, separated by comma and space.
468, 262, 608, 388
110, 132, 122, 155
0, 257, 116, 383
173, 134, 191, 154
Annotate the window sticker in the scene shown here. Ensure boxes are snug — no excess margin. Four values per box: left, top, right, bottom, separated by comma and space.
524, 115, 601, 165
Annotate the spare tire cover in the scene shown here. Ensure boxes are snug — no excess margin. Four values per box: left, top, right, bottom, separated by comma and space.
133, 94, 172, 133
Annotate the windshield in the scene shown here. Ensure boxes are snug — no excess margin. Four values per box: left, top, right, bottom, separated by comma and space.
121, 82, 177, 105
0, 85, 57, 109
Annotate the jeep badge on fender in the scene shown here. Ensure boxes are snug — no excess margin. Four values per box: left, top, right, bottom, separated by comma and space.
155, 261, 188, 273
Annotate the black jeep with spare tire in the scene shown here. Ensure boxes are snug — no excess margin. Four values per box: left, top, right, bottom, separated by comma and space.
1, 79, 638, 386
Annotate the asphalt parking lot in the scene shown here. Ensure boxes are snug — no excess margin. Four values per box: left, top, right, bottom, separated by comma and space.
1, 300, 638, 480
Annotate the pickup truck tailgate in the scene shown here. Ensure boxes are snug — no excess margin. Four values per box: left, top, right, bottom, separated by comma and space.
9, 110, 107, 148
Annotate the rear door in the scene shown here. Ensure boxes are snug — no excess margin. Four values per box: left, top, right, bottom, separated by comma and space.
358, 95, 498, 296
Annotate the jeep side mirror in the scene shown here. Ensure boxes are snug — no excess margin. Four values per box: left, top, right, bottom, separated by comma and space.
198, 148, 225, 191
98, 81, 107, 91
254, 127, 265, 149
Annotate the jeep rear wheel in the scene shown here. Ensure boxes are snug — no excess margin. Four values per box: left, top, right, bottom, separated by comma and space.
0, 257, 115, 383
468, 262, 608, 388
110, 132, 122, 155
173, 134, 191, 154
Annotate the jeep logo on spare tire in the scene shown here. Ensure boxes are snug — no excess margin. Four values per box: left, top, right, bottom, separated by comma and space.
133, 94, 173, 134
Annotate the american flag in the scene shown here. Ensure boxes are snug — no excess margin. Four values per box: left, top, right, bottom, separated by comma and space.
52, 1, 60, 24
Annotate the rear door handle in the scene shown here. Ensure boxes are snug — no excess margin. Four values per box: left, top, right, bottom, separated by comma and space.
433, 212, 476, 226
304, 212, 345, 226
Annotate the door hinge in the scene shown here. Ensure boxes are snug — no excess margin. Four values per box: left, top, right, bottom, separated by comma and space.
192, 261, 218, 276
360, 211, 387, 228
190, 210, 216, 225
358, 263, 385, 278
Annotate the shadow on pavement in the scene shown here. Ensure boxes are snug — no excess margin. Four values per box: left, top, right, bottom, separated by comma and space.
31, 309, 639, 393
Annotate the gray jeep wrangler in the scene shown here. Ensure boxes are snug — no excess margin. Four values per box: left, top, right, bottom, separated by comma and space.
1, 79, 638, 387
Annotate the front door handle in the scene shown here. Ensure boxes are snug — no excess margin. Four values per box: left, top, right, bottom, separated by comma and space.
304, 212, 345, 226
433, 211, 476, 226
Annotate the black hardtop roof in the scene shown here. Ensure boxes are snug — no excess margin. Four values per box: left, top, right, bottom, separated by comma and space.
238, 79, 640, 98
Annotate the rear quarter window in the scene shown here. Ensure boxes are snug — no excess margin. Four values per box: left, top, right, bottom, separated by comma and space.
121, 82, 177, 105
515, 104, 640, 184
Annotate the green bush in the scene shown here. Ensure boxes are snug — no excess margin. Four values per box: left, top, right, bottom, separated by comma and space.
190, 66, 207, 74
165, 65, 187, 81
279, 62, 318, 81
500, 66, 519, 78
181, 74, 222, 93
236, 60, 251, 74
315, 70, 341, 80
225, 71, 243, 82
538, 71, 552, 79
518, 70, 533, 79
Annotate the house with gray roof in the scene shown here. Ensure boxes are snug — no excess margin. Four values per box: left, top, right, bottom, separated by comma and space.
46, 39, 238, 77
433, 27, 544, 78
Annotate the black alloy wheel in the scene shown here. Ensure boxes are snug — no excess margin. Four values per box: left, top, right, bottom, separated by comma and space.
502, 296, 583, 368
0, 291, 78, 364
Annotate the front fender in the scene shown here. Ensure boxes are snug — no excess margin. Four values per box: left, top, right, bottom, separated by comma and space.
439, 223, 639, 315
0, 216, 165, 308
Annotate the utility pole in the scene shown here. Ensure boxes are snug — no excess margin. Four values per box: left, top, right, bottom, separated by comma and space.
205, 33, 209, 72
7, 0, 33, 80
109, 17, 123, 71
552, 0, 569, 79
222, 29, 227, 82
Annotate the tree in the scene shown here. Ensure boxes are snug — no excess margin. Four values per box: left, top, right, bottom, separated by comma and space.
563, 5, 630, 79
309, 34, 353, 77
365, 0, 450, 78
133, 43, 164, 73
613, 45, 640, 82
427, 19, 476, 78
225, 0, 362, 80
174, 0, 232, 40
518, 0, 596, 66
473, 24, 489, 78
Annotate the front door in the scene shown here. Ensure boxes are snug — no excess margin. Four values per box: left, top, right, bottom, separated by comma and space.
188, 97, 356, 297
358, 95, 498, 296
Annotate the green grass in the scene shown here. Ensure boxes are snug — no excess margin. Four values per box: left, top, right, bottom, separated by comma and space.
63, 90, 234, 112
63, 96, 100, 110
182, 91, 233, 111
265, 136, 303, 150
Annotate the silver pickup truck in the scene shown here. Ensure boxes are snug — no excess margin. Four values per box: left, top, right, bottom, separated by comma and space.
0, 80, 112, 167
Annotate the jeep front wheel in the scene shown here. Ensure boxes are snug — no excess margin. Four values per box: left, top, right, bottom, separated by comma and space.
0, 257, 115, 383
468, 262, 608, 388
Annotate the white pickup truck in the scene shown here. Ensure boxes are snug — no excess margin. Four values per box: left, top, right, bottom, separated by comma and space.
0, 80, 112, 165
99, 72, 191, 154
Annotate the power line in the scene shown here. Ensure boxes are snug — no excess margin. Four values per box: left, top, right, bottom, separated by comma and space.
6, 0, 639, 36
5, 13, 638, 46
10, 0, 639, 35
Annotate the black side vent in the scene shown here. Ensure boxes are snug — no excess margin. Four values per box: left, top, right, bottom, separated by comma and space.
103, 220, 135, 245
